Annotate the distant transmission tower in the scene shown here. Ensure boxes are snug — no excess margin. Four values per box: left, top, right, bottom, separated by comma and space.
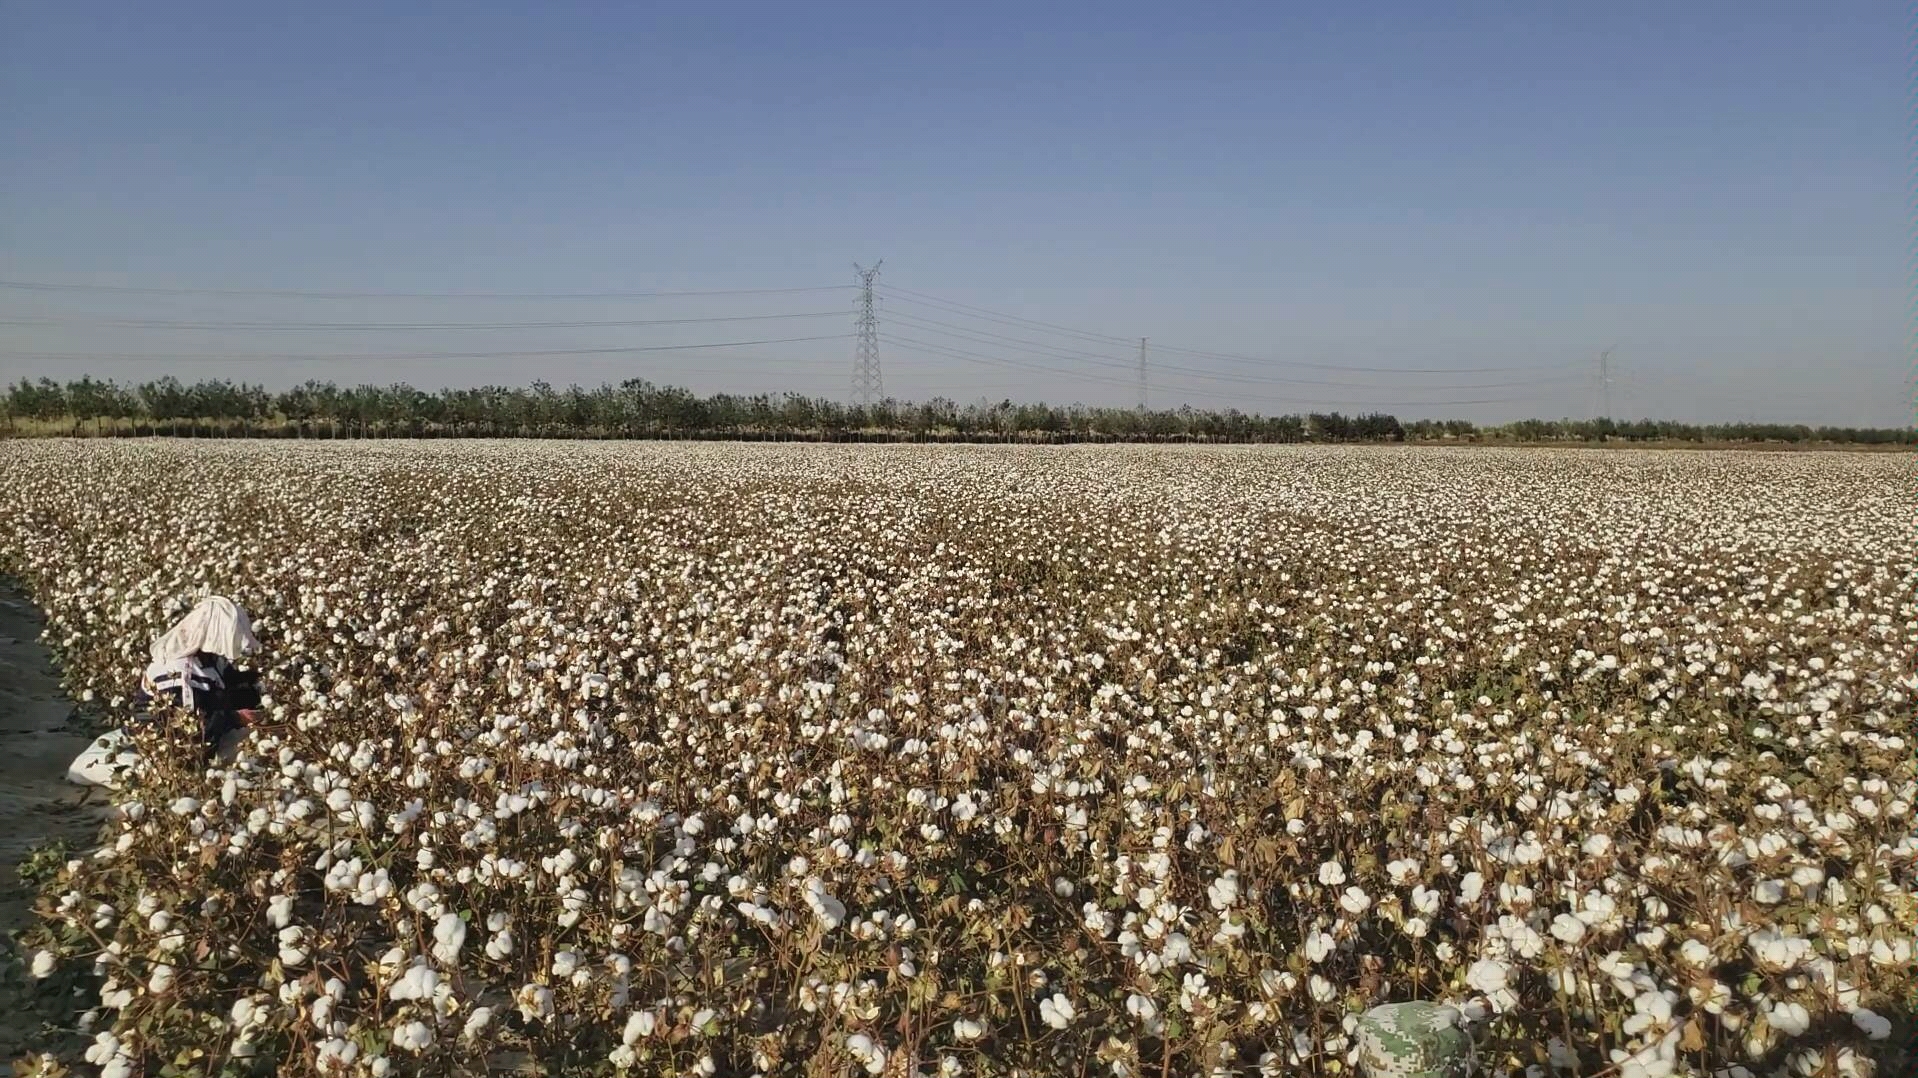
1596, 346, 1615, 420
852, 261, 884, 407
1137, 337, 1148, 411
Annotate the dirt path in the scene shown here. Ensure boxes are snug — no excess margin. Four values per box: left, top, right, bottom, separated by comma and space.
0, 585, 103, 1061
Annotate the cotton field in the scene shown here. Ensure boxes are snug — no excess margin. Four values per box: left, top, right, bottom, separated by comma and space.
1, 439, 1913, 1078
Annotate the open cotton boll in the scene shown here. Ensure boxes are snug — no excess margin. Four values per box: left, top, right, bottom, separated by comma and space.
387, 960, 439, 1002
803, 878, 847, 930
952, 1017, 987, 1041
461, 1007, 494, 1043
391, 1021, 433, 1052
1851, 1009, 1891, 1040
278, 926, 309, 966
1765, 1001, 1811, 1037
431, 913, 466, 967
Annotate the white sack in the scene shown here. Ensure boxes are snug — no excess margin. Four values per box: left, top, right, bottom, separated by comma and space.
67, 729, 139, 788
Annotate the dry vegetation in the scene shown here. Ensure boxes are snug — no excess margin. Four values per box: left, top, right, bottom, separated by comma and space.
0, 440, 1912, 1078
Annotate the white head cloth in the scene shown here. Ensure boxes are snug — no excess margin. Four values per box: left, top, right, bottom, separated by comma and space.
149, 595, 260, 663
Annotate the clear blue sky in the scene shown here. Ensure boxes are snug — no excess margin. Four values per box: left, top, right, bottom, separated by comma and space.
0, 0, 1907, 425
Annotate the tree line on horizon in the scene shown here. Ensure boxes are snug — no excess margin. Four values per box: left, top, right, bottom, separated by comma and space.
3, 375, 1910, 445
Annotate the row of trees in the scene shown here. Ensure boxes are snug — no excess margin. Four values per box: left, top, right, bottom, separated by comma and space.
4, 376, 1911, 445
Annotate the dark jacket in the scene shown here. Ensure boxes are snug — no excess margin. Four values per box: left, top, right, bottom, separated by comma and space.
131, 652, 262, 755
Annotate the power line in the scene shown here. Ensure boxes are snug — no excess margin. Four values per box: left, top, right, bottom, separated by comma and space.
874, 286, 1136, 345
879, 283, 1580, 374
0, 310, 847, 331
0, 278, 853, 300
884, 333, 1560, 410
0, 333, 854, 364
876, 283, 1135, 344
883, 311, 1135, 362
1146, 340, 1583, 375
884, 311, 1584, 391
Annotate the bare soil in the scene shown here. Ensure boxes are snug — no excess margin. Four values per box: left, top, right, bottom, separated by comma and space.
0, 585, 104, 1061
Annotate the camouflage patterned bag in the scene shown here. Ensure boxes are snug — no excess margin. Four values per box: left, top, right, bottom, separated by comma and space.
1355, 1001, 1474, 1078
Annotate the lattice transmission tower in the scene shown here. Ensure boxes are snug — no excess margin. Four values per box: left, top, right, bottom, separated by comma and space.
852, 261, 884, 407
1137, 337, 1148, 411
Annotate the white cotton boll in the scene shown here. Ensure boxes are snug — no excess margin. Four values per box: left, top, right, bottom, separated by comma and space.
1339, 887, 1372, 915
1466, 958, 1510, 995
317, 1036, 358, 1070
1505, 920, 1546, 959
845, 1033, 888, 1076
1753, 879, 1785, 905
278, 926, 309, 966
622, 1009, 658, 1045
515, 983, 554, 1022
1459, 872, 1485, 903
268, 894, 295, 929
1679, 939, 1711, 966
804, 878, 847, 930
1766, 1001, 1811, 1037
84, 1032, 123, 1066
432, 912, 467, 967
1318, 861, 1346, 886
1750, 929, 1811, 972
1305, 930, 1335, 964
953, 1017, 987, 1041
1851, 1009, 1890, 1040
462, 1007, 494, 1042
1039, 994, 1076, 1029
1869, 937, 1910, 967
391, 1021, 434, 1052
1551, 914, 1587, 944
169, 797, 201, 816
147, 964, 176, 994
389, 961, 439, 1002
30, 950, 55, 979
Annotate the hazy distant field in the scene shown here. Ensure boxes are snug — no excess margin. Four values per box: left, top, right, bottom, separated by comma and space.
3, 440, 1912, 1078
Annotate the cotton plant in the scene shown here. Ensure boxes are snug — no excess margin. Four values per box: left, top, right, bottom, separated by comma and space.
0, 439, 1912, 1078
